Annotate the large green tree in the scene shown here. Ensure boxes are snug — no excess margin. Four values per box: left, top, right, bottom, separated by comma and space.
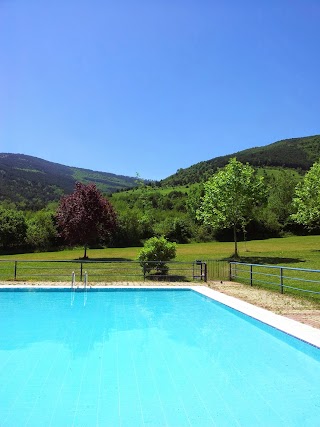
26, 211, 58, 250
196, 158, 266, 257
0, 208, 27, 249
258, 170, 300, 233
291, 160, 320, 228
56, 182, 117, 258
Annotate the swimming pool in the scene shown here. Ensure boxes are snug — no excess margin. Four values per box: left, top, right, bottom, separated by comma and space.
0, 287, 319, 426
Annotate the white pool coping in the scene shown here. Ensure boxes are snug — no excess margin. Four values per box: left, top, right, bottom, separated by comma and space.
192, 285, 320, 349
2, 284, 320, 349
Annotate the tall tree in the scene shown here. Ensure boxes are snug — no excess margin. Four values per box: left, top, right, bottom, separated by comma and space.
291, 161, 320, 229
0, 208, 27, 249
26, 211, 58, 250
56, 182, 117, 258
196, 158, 266, 257
257, 170, 300, 234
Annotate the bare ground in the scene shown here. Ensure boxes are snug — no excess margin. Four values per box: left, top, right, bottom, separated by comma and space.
2, 280, 320, 330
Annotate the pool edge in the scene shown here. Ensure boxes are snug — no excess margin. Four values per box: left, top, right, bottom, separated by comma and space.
192, 286, 320, 349
1, 284, 320, 349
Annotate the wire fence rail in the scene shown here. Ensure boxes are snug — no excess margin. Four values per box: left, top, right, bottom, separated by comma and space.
2, 258, 320, 302
0, 259, 229, 283
230, 262, 320, 301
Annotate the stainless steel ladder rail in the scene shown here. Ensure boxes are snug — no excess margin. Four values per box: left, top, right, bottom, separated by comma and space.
71, 271, 76, 306
83, 271, 88, 306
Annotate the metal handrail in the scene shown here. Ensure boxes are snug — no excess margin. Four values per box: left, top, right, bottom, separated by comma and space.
230, 261, 320, 298
71, 271, 76, 288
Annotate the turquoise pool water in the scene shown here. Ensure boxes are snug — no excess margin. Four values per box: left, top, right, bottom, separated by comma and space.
0, 288, 319, 426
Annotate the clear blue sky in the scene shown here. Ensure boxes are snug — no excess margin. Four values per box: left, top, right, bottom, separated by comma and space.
1, 0, 319, 180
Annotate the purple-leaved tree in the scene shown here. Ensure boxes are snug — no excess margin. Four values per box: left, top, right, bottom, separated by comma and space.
56, 182, 117, 258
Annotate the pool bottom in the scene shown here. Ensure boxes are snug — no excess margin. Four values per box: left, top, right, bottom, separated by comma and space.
0, 287, 319, 426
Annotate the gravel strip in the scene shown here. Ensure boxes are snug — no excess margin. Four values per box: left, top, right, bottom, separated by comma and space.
208, 281, 320, 330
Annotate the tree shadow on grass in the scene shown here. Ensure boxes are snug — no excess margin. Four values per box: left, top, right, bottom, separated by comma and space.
73, 257, 132, 262
146, 275, 188, 282
222, 256, 305, 265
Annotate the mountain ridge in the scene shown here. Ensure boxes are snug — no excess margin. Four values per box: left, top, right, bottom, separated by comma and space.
1, 134, 320, 208
161, 134, 320, 186
0, 153, 138, 209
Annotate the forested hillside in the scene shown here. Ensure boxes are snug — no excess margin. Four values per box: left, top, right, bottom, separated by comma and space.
2, 135, 319, 208
0, 154, 138, 209
161, 135, 320, 186
1, 140, 319, 252
1, 135, 320, 253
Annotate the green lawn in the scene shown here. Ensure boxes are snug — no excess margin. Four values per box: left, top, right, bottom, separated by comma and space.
1, 235, 320, 267
1, 236, 320, 296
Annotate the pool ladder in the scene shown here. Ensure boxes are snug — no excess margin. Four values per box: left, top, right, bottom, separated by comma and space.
71, 271, 76, 306
71, 271, 88, 306
83, 271, 88, 306
71, 271, 88, 288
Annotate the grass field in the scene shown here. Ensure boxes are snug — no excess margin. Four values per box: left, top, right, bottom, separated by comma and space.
2, 234, 319, 265
1, 236, 320, 300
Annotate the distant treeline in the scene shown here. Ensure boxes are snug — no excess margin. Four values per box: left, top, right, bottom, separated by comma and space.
2, 134, 320, 253
0, 168, 313, 254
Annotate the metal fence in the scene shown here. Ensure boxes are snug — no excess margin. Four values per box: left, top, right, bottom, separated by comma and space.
230, 262, 320, 301
0, 259, 228, 283
0, 258, 230, 283
205, 259, 230, 282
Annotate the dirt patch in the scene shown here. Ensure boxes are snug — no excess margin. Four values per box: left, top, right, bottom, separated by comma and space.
208, 281, 320, 330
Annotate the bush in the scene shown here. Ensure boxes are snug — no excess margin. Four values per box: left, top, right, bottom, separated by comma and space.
138, 236, 176, 276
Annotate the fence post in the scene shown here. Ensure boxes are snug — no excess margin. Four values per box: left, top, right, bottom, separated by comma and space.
229, 262, 232, 281
143, 262, 146, 281
203, 262, 207, 282
80, 262, 83, 282
250, 264, 253, 286
14, 261, 17, 280
280, 267, 284, 294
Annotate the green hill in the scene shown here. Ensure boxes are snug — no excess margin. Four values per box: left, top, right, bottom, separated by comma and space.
1, 134, 320, 209
161, 135, 320, 186
0, 153, 138, 209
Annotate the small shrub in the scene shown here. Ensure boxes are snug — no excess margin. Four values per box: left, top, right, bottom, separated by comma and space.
138, 236, 176, 277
